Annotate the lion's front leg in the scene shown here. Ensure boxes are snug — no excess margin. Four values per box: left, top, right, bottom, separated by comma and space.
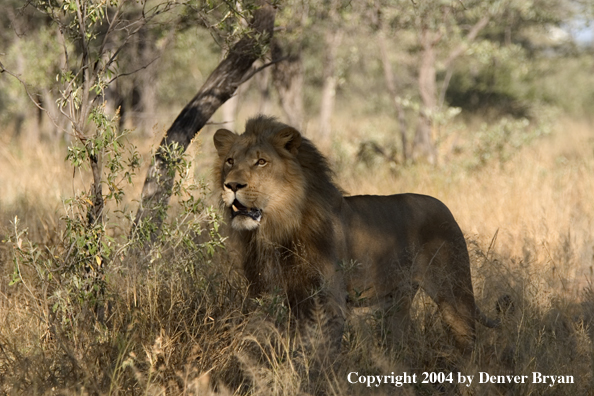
304, 281, 346, 352
289, 267, 346, 393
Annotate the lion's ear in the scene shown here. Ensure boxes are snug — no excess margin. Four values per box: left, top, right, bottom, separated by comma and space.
213, 129, 237, 157
272, 127, 302, 156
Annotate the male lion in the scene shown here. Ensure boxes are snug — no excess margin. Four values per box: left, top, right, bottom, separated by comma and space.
213, 115, 498, 354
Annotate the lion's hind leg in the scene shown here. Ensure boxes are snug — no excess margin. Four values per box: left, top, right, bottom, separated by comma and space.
433, 297, 476, 353
415, 243, 478, 354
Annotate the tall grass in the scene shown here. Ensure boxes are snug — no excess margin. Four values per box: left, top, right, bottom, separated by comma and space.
0, 116, 593, 395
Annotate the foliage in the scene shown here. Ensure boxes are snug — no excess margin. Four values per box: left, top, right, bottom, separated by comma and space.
2, 134, 227, 393
0, 5, 231, 392
3, 0, 593, 148
463, 112, 554, 170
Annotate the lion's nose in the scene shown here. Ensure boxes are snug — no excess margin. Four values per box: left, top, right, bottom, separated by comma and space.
225, 182, 247, 192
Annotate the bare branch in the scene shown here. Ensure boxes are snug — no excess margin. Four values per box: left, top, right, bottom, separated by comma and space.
96, 4, 122, 73
237, 56, 288, 86
98, 1, 176, 78
106, 56, 160, 85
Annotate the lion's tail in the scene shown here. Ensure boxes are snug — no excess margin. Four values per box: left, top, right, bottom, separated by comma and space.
476, 309, 501, 328
476, 294, 514, 328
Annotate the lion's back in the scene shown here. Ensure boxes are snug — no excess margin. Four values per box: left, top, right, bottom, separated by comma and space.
343, 193, 462, 241
339, 193, 469, 299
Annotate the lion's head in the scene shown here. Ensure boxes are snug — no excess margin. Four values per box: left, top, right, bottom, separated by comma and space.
213, 116, 339, 242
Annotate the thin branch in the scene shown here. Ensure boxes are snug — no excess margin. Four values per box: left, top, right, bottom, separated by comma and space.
98, 2, 172, 77
96, 3, 122, 74
237, 56, 288, 86
105, 56, 159, 85
0, 63, 70, 137
75, 0, 93, 131
57, 25, 69, 72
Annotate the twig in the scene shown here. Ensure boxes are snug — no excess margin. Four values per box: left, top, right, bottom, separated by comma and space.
484, 228, 499, 265
205, 120, 237, 126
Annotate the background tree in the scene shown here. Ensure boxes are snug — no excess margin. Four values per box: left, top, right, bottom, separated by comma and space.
0, 1, 66, 143
272, 0, 310, 130
369, 0, 572, 164
271, 0, 351, 137
316, 0, 346, 143
376, 0, 494, 164
370, 3, 411, 163
445, 0, 574, 116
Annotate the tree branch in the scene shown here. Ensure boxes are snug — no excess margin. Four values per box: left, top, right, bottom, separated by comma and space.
237, 56, 288, 86
0, 63, 70, 137
439, 15, 490, 106
443, 15, 490, 70
106, 56, 160, 85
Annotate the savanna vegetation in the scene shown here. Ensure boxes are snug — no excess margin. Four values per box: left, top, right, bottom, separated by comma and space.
1, 0, 594, 394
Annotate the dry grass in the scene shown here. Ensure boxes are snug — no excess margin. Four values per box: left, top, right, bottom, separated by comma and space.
1, 116, 593, 395
335, 118, 594, 292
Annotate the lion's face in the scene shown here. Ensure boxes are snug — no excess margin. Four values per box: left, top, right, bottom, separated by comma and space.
213, 124, 306, 235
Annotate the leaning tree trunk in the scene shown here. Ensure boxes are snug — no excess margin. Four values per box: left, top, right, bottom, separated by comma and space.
133, 2, 276, 238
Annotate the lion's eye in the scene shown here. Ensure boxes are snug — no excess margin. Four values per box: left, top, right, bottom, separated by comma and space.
226, 158, 234, 166
257, 158, 267, 166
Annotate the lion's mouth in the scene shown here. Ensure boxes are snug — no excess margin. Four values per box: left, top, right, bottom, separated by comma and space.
231, 199, 262, 222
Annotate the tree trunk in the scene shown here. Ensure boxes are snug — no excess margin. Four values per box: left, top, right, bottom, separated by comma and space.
271, 2, 308, 131
414, 27, 438, 165
221, 90, 240, 131
8, 14, 33, 144
88, 151, 104, 226
377, 29, 409, 163
318, 27, 343, 143
272, 43, 305, 130
414, 14, 489, 165
138, 74, 158, 135
41, 88, 63, 140
256, 62, 272, 115
133, 2, 276, 238
137, 28, 160, 136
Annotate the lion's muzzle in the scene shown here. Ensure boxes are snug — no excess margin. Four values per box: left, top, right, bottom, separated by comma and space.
231, 199, 262, 222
